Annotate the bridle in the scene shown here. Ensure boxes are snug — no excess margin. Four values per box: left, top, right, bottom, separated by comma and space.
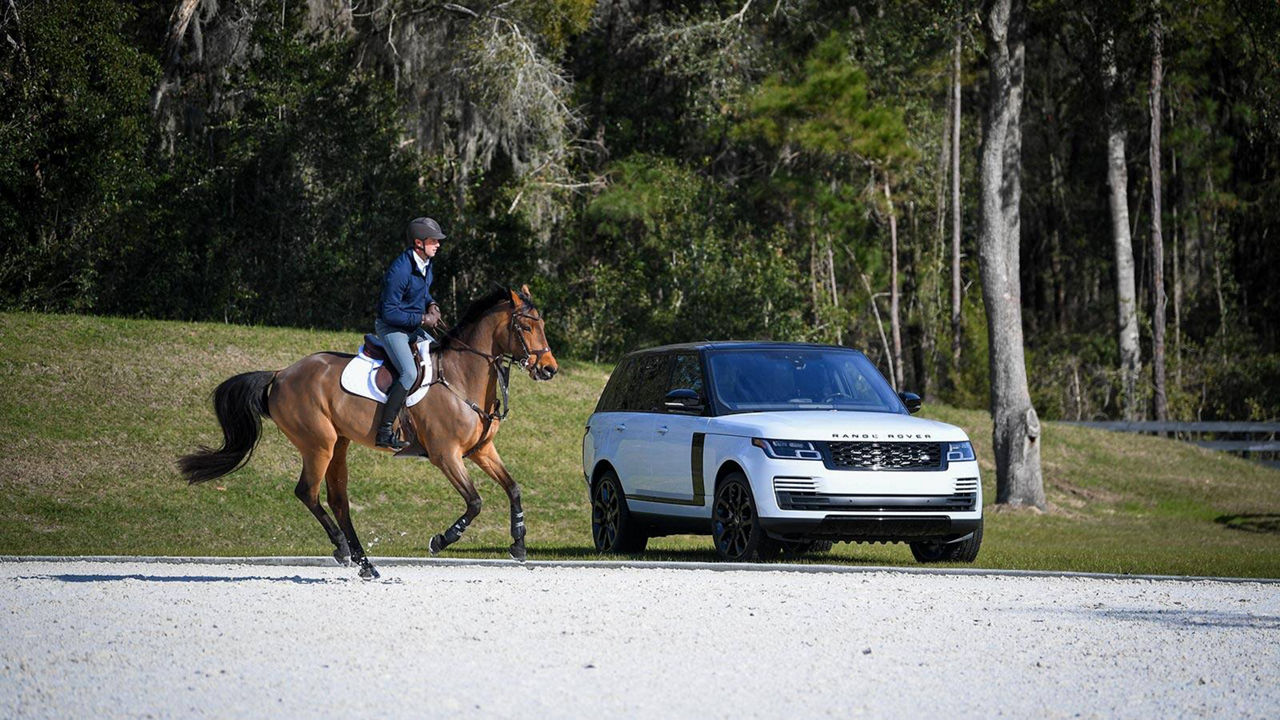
508, 304, 553, 369
444, 300, 550, 370
427, 299, 552, 456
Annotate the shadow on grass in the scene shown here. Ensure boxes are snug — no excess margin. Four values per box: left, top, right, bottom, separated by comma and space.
22, 574, 335, 584
1215, 514, 1280, 534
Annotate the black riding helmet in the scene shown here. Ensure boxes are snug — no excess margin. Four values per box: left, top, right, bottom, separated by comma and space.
407, 217, 446, 242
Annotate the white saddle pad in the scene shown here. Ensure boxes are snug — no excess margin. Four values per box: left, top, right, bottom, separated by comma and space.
339, 340, 433, 406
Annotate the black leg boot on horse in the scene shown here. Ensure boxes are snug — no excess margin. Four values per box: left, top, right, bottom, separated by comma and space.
376, 382, 410, 450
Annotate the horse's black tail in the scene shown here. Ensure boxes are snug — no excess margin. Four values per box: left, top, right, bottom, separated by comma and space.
178, 370, 276, 485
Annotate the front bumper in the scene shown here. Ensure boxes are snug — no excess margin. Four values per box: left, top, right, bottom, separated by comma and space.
759, 515, 981, 543
741, 452, 983, 543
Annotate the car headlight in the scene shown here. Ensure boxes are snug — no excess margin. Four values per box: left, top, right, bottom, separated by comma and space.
946, 441, 976, 462
752, 438, 823, 460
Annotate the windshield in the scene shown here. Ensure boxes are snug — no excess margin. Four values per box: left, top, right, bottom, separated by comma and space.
707, 348, 904, 414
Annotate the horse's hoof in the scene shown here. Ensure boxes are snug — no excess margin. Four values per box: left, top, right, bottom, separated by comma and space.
509, 544, 527, 563
359, 561, 380, 580
333, 549, 354, 567
429, 534, 444, 555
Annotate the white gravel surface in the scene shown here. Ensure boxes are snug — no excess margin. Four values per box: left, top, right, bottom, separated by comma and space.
2, 559, 1278, 719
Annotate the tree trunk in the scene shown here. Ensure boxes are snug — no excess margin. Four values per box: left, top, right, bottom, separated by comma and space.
936, 69, 951, 257
951, 29, 964, 371
933, 48, 953, 393
1105, 34, 1143, 421
151, 0, 203, 116
809, 235, 820, 331
1171, 112, 1182, 383
1149, 6, 1168, 421
1049, 152, 1068, 331
827, 235, 841, 345
885, 179, 904, 390
979, 0, 1044, 509
860, 272, 894, 383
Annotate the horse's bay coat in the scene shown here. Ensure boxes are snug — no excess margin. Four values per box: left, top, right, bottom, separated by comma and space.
179, 287, 559, 578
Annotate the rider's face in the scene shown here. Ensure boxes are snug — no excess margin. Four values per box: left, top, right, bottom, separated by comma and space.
414, 236, 441, 259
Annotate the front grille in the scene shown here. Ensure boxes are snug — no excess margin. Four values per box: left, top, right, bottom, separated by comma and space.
824, 441, 943, 470
776, 491, 976, 512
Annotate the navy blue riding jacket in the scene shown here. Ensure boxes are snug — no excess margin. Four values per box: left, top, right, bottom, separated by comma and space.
378, 248, 435, 333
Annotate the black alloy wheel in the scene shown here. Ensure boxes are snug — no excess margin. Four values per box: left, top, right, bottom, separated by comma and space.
591, 469, 647, 553
712, 472, 778, 562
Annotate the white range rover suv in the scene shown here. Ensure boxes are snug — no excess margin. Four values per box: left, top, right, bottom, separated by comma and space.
582, 342, 983, 563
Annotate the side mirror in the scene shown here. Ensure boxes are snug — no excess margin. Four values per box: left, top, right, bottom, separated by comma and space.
664, 388, 704, 414
898, 391, 922, 414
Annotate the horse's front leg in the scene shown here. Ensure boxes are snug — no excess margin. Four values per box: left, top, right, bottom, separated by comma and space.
470, 444, 526, 562
429, 453, 482, 555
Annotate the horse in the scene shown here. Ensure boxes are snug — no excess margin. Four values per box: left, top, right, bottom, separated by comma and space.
178, 285, 558, 579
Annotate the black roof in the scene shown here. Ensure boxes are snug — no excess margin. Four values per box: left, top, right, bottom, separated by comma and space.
621, 340, 864, 356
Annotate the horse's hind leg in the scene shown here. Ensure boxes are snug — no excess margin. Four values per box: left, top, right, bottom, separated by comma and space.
470, 444, 527, 562
324, 438, 379, 580
429, 454, 482, 555
292, 444, 353, 566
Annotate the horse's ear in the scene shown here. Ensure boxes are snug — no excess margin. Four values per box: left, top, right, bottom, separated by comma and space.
509, 287, 521, 307
520, 284, 531, 298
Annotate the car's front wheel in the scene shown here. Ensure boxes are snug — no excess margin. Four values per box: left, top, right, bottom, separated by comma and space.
712, 472, 778, 562
909, 519, 983, 563
592, 469, 648, 553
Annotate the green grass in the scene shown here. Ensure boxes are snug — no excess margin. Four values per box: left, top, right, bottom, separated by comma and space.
2, 311, 1279, 577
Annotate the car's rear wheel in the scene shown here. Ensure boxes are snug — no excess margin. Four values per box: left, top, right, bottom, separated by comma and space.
713, 472, 778, 562
909, 519, 983, 563
592, 469, 648, 553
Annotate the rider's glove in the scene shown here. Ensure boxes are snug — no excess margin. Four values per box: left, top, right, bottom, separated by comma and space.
422, 303, 442, 329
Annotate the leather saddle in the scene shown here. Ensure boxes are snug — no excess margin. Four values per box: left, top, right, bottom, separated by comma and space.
363, 333, 431, 395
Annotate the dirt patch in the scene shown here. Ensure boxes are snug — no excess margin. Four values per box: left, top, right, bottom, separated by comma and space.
987, 502, 1045, 515
1051, 479, 1125, 510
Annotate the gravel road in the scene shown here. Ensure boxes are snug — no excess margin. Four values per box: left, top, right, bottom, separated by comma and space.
2, 558, 1277, 719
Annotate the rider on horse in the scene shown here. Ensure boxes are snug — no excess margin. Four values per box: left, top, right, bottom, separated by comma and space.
374, 216, 445, 449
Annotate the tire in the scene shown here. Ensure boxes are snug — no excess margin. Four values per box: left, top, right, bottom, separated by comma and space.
909, 519, 983, 563
712, 472, 778, 562
591, 468, 648, 553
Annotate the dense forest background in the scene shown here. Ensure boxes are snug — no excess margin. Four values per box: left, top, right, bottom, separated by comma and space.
3, 0, 1278, 422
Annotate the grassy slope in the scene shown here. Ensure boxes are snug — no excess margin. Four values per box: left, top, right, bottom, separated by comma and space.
2, 312, 1278, 577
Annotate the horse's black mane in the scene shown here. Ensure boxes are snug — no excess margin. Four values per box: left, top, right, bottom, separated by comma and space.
439, 285, 536, 349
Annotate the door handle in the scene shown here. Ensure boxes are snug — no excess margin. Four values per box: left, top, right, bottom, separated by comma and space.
657, 425, 670, 434
613, 424, 627, 432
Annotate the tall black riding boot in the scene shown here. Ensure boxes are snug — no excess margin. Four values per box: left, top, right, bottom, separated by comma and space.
376, 383, 410, 450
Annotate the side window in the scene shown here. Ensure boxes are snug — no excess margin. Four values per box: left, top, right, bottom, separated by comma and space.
626, 353, 673, 413
669, 353, 705, 398
595, 357, 633, 413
